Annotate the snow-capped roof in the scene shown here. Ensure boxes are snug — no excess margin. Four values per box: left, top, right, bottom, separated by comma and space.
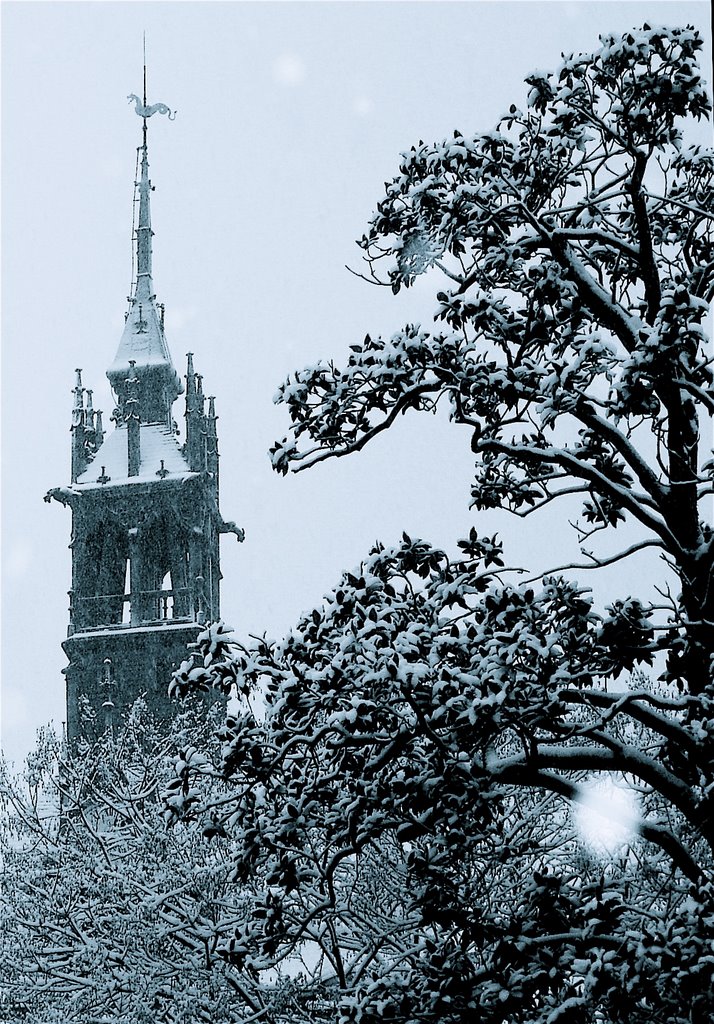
107, 292, 180, 381
75, 423, 192, 488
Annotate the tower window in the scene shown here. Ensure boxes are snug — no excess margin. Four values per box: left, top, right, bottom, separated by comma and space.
123, 559, 131, 624
160, 572, 174, 620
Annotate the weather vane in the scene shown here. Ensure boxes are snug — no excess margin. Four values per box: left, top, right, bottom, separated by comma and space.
127, 33, 176, 121
127, 94, 176, 121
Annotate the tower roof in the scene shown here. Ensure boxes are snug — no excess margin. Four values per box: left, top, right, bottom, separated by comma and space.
107, 94, 181, 412
74, 423, 191, 488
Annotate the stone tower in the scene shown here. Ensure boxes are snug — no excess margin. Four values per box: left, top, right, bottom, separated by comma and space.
46, 96, 242, 742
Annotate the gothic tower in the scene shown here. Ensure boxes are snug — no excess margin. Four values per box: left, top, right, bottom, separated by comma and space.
46, 94, 242, 742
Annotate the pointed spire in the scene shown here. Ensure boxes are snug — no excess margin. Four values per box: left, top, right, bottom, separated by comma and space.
72, 369, 84, 425
206, 396, 219, 487
185, 352, 196, 399
185, 352, 203, 472
107, 71, 181, 423
137, 31, 152, 296
71, 370, 86, 482
135, 121, 153, 300
133, 35, 153, 301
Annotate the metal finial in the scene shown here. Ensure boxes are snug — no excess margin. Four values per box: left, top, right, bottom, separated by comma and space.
127, 33, 175, 124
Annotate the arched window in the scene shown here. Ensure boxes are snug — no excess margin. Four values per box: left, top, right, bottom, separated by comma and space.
122, 559, 131, 624
160, 571, 174, 620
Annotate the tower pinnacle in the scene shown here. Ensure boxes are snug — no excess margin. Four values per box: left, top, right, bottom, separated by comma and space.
135, 129, 153, 297
108, 78, 179, 423
136, 36, 152, 297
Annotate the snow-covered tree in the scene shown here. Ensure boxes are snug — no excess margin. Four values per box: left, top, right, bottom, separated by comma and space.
0, 703, 325, 1024
168, 25, 714, 1023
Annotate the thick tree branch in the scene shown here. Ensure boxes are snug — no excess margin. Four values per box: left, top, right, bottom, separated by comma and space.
547, 236, 641, 354
492, 765, 704, 883
628, 152, 662, 322
521, 744, 703, 833
558, 688, 700, 757
572, 400, 668, 508
474, 436, 681, 553
289, 382, 442, 473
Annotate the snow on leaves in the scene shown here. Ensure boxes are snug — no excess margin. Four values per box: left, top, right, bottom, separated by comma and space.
271, 24, 713, 695
163, 24, 714, 1024
168, 529, 713, 1021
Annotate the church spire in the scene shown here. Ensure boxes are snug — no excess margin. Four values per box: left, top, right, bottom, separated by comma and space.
135, 43, 153, 299
107, 65, 180, 424
135, 134, 153, 296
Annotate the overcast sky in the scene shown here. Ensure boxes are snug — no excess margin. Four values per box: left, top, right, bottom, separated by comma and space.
2, 0, 711, 767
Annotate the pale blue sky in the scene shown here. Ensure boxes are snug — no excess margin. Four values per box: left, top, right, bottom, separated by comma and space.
2, 1, 711, 766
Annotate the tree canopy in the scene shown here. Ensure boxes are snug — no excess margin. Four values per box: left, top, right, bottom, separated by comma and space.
167, 25, 714, 1023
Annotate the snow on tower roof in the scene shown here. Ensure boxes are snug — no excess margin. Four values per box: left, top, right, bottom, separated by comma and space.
74, 423, 192, 488
108, 296, 176, 377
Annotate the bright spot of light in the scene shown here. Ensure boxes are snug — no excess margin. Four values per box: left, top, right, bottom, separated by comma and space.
574, 775, 639, 856
272, 54, 306, 87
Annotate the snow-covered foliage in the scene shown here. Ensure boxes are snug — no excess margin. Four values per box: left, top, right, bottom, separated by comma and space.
169, 538, 713, 1021
166, 24, 714, 1023
167, 25, 714, 1023
0, 703, 318, 1024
